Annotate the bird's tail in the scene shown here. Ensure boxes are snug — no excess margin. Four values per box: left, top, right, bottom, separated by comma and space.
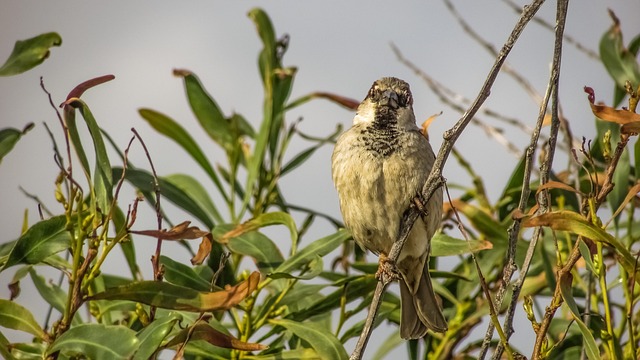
399, 265, 447, 339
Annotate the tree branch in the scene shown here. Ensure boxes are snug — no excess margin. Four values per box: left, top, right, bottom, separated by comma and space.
349, 1, 547, 358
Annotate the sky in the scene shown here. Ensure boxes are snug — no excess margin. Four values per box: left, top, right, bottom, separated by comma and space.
1, 1, 639, 358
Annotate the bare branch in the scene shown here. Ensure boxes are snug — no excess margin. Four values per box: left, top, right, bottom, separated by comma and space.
350, 1, 547, 358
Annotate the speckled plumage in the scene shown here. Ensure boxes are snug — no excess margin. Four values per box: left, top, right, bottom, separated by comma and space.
331, 77, 447, 339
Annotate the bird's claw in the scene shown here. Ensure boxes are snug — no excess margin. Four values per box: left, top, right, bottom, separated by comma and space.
376, 253, 401, 282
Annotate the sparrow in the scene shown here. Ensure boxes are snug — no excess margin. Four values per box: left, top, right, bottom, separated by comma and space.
331, 77, 447, 339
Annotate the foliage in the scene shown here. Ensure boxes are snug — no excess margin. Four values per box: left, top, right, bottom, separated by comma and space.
1, 6, 640, 360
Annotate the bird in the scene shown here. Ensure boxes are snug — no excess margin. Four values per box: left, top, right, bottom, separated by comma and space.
331, 77, 447, 339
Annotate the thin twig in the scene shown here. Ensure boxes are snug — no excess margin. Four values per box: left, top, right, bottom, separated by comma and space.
501, 0, 600, 60
131, 127, 164, 321
483, 1, 570, 358
349, 1, 546, 358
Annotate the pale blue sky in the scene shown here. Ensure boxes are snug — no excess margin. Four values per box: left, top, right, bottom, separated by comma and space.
1, 1, 638, 357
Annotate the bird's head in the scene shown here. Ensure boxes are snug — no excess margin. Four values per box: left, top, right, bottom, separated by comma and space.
353, 77, 416, 129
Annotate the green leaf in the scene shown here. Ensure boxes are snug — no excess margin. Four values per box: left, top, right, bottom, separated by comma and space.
269, 319, 348, 360
0, 32, 61, 76
164, 173, 223, 224
0, 299, 46, 339
431, 233, 493, 257
29, 269, 67, 315
244, 348, 319, 359
90, 272, 259, 312
2, 215, 70, 271
219, 227, 284, 274
220, 212, 298, 251
599, 13, 640, 90
273, 229, 350, 275
47, 323, 139, 359
0, 124, 34, 164
559, 273, 602, 360
174, 72, 233, 152
160, 255, 211, 291
522, 210, 638, 283
269, 255, 323, 280
133, 313, 182, 360
115, 167, 214, 229
65, 98, 113, 215
139, 108, 228, 214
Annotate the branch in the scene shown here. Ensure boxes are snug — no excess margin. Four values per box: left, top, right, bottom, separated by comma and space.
349, 1, 547, 358
479, 0, 570, 358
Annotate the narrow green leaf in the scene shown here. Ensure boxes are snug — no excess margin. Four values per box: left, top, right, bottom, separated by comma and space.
522, 211, 638, 282
248, 8, 277, 84
223, 228, 284, 274
29, 269, 67, 315
0, 124, 33, 164
112, 205, 140, 279
244, 348, 319, 359
47, 323, 139, 359
164, 173, 223, 224
431, 233, 493, 257
160, 255, 211, 291
139, 108, 229, 213
173, 72, 233, 151
65, 99, 113, 215
0, 331, 17, 360
269, 255, 322, 280
599, 13, 640, 90
559, 273, 602, 360
2, 215, 70, 271
273, 229, 350, 275
269, 319, 348, 360
114, 167, 214, 229
0, 299, 46, 339
133, 313, 182, 360
0, 32, 61, 76
90, 272, 259, 312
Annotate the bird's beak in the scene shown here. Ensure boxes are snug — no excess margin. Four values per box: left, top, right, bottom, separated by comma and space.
379, 90, 399, 109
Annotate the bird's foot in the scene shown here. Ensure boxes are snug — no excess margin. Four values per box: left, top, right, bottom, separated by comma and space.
412, 194, 429, 217
375, 253, 400, 282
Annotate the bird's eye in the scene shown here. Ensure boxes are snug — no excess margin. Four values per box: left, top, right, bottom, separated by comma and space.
368, 86, 380, 101
401, 91, 412, 107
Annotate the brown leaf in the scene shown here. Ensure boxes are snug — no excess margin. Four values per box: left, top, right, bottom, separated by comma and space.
312, 92, 360, 110
621, 121, 640, 135
201, 271, 261, 311
61, 75, 115, 106
166, 323, 268, 351
536, 180, 582, 196
191, 233, 213, 265
131, 221, 209, 240
584, 86, 640, 125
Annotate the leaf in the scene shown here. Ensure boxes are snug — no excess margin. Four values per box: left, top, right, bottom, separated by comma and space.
273, 229, 350, 275
269, 319, 348, 360
0, 299, 47, 339
559, 273, 602, 360
131, 221, 209, 240
0, 123, 34, 164
191, 233, 213, 265
522, 210, 639, 283
115, 167, 214, 228
90, 272, 261, 312
47, 323, 139, 359
431, 233, 493, 257
139, 109, 228, 216
160, 255, 211, 291
29, 269, 68, 316
269, 255, 323, 280
214, 225, 284, 274
584, 87, 640, 125
172, 70, 233, 152
286, 91, 359, 111
218, 212, 297, 248
64, 93, 115, 215
0, 32, 61, 76
1, 215, 70, 271
244, 348, 319, 359
599, 10, 640, 90
164, 173, 223, 224
133, 313, 182, 360
166, 323, 267, 351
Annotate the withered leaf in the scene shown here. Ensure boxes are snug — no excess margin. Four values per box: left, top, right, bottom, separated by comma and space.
584, 86, 640, 125
131, 221, 209, 240
191, 233, 213, 265
165, 323, 267, 351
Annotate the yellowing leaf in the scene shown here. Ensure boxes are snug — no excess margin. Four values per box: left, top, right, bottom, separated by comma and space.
131, 221, 209, 240
585, 86, 640, 125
